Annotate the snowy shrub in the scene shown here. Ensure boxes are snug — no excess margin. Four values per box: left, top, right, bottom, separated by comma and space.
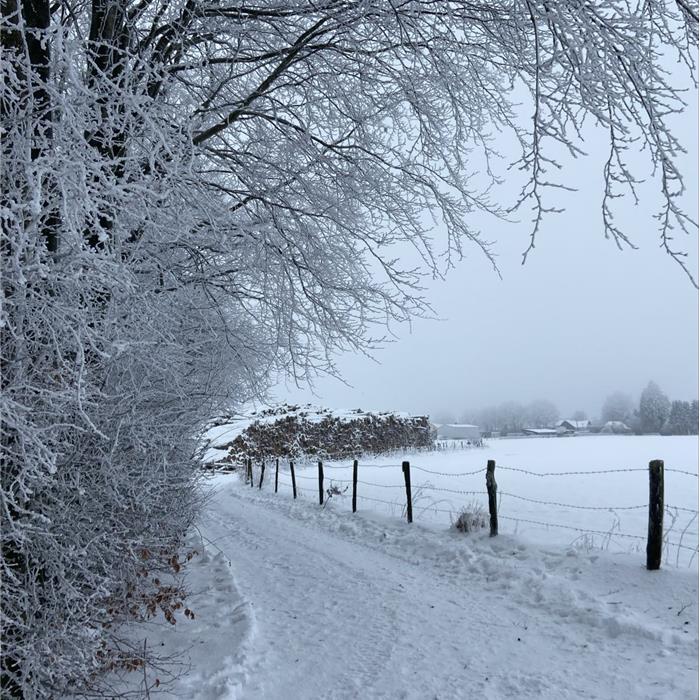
325, 482, 349, 501
571, 533, 598, 553
453, 502, 487, 534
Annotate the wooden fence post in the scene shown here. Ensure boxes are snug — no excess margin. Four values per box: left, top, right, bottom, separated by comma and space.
318, 460, 324, 505
290, 461, 297, 499
352, 459, 358, 513
275, 458, 279, 494
486, 459, 498, 536
258, 461, 265, 489
402, 461, 413, 524
647, 459, 664, 570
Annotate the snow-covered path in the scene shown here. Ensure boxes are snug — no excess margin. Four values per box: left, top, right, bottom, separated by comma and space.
188, 475, 697, 700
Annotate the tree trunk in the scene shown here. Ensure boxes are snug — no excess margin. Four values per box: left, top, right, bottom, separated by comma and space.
85, 0, 129, 248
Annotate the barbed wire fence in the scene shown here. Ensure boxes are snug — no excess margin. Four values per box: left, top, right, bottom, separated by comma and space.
214, 456, 699, 569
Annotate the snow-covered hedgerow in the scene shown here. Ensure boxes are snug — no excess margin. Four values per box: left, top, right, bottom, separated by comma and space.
1, 23, 263, 698
209, 405, 433, 465
0, 156, 251, 694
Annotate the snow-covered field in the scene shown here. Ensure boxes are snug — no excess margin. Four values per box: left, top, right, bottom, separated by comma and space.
123, 468, 698, 699
276, 435, 699, 569
116, 434, 697, 699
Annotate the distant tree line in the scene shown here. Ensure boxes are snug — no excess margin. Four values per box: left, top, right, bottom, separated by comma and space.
444, 399, 563, 435
435, 381, 698, 436
603, 382, 699, 435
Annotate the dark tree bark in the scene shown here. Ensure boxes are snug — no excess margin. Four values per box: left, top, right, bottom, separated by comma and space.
85, 0, 129, 248
1, 3, 56, 693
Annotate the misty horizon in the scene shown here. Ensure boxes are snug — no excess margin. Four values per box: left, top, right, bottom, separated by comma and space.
273, 93, 698, 422
273, 226, 699, 421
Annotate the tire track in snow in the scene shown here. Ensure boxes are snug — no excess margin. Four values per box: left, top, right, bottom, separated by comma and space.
203, 504, 400, 697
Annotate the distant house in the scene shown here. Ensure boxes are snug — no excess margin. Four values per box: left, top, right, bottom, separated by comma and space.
600, 420, 633, 435
522, 428, 559, 437
437, 424, 482, 441
557, 419, 592, 432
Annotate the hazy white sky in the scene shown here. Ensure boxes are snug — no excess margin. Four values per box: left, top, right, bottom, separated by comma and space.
273, 95, 698, 421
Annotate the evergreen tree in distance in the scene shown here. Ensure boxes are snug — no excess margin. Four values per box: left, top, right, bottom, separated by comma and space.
639, 382, 671, 434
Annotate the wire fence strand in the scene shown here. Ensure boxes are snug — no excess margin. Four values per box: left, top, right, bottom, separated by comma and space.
498, 515, 646, 540
665, 468, 699, 477
666, 505, 700, 514
497, 466, 648, 476
411, 465, 486, 477
238, 454, 698, 566
499, 492, 648, 511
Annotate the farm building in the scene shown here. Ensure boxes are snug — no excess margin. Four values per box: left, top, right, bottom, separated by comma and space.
522, 428, 560, 437
557, 419, 592, 432
600, 420, 633, 434
437, 424, 482, 441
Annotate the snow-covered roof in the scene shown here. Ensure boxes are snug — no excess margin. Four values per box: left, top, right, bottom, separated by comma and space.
444, 423, 479, 428
557, 419, 590, 429
523, 428, 559, 435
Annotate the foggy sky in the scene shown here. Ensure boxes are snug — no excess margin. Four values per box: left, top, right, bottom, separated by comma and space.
273, 99, 698, 422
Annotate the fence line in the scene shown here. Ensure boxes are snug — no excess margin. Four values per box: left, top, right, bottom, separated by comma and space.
271, 478, 698, 552
286, 461, 698, 479
230, 456, 698, 568
240, 462, 695, 516
238, 460, 697, 479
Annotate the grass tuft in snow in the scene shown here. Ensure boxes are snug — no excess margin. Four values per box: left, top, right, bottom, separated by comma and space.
452, 501, 487, 534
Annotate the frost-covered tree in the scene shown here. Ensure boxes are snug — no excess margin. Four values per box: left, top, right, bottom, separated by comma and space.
475, 401, 528, 433
690, 401, 700, 435
525, 399, 560, 428
2, 0, 697, 696
664, 399, 696, 434
601, 391, 635, 423
639, 381, 672, 433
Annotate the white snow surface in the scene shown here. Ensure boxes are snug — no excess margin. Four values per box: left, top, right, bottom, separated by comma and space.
122, 437, 698, 699
279, 435, 699, 567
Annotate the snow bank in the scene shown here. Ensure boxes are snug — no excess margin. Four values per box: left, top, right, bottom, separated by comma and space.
126, 472, 697, 698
